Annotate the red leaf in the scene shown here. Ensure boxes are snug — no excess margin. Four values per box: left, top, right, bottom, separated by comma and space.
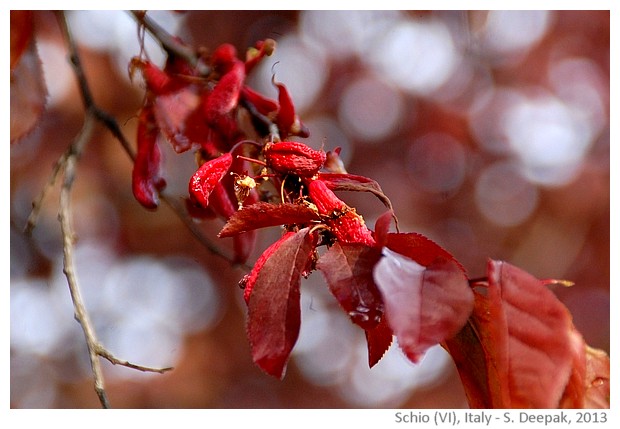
153, 88, 203, 153
246, 228, 317, 378
373, 248, 473, 363
373, 210, 394, 248
365, 315, 394, 368
204, 60, 245, 124
233, 230, 256, 265
317, 243, 383, 330
241, 85, 279, 117
272, 79, 309, 138
218, 202, 321, 237
386, 232, 464, 271
444, 260, 610, 408
132, 105, 166, 209
265, 141, 326, 177
188, 153, 233, 208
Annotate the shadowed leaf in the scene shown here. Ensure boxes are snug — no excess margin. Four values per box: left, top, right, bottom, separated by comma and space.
247, 228, 317, 378
317, 243, 383, 330
219, 202, 321, 237
365, 315, 393, 367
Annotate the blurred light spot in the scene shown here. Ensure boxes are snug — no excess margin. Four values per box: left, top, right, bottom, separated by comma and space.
369, 20, 458, 96
338, 76, 404, 143
250, 35, 327, 113
12, 238, 221, 383
475, 161, 539, 227
294, 280, 359, 385
503, 92, 594, 186
294, 279, 451, 407
339, 344, 452, 407
11, 280, 68, 356
482, 11, 552, 57
300, 10, 400, 60
548, 57, 607, 146
468, 87, 522, 155
11, 353, 59, 408
37, 39, 74, 107
407, 133, 467, 193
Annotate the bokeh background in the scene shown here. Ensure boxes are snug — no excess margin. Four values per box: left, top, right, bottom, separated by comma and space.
10, 10, 609, 408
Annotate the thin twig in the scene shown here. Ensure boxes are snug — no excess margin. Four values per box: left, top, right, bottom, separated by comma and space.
128, 10, 204, 70
51, 11, 176, 408
58, 115, 111, 408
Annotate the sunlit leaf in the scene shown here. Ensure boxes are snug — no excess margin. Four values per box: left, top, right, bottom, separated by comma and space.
373, 248, 473, 363
444, 260, 610, 409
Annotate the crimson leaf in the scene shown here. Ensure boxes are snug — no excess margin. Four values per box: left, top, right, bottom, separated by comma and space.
317, 243, 383, 330
364, 315, 394, 368
373, 248, 473, 363
219, 201, 321, 237
246, 228, 317, 379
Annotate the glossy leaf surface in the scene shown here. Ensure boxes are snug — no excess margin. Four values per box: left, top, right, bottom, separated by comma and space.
373, 248, 473, 363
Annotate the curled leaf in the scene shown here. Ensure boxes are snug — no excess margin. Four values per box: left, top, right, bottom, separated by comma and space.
188, 153, 233, 208
132, 105, 166, 209
318, 172, 395, 215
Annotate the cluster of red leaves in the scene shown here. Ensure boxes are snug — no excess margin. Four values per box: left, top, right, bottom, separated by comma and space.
123, 32, 609, 408
130, 36, 308, 264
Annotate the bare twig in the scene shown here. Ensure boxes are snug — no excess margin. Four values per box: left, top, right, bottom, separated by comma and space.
26, 11, 244, 407
47, 11, 179, 408
128, 10, 204, 70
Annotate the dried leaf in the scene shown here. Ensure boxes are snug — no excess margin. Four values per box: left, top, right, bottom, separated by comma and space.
373, 248, 473, 363
318, 172, 394, 214
247, 228, 317, 378
219, 202, 321, 237
317, 243, 383, 330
